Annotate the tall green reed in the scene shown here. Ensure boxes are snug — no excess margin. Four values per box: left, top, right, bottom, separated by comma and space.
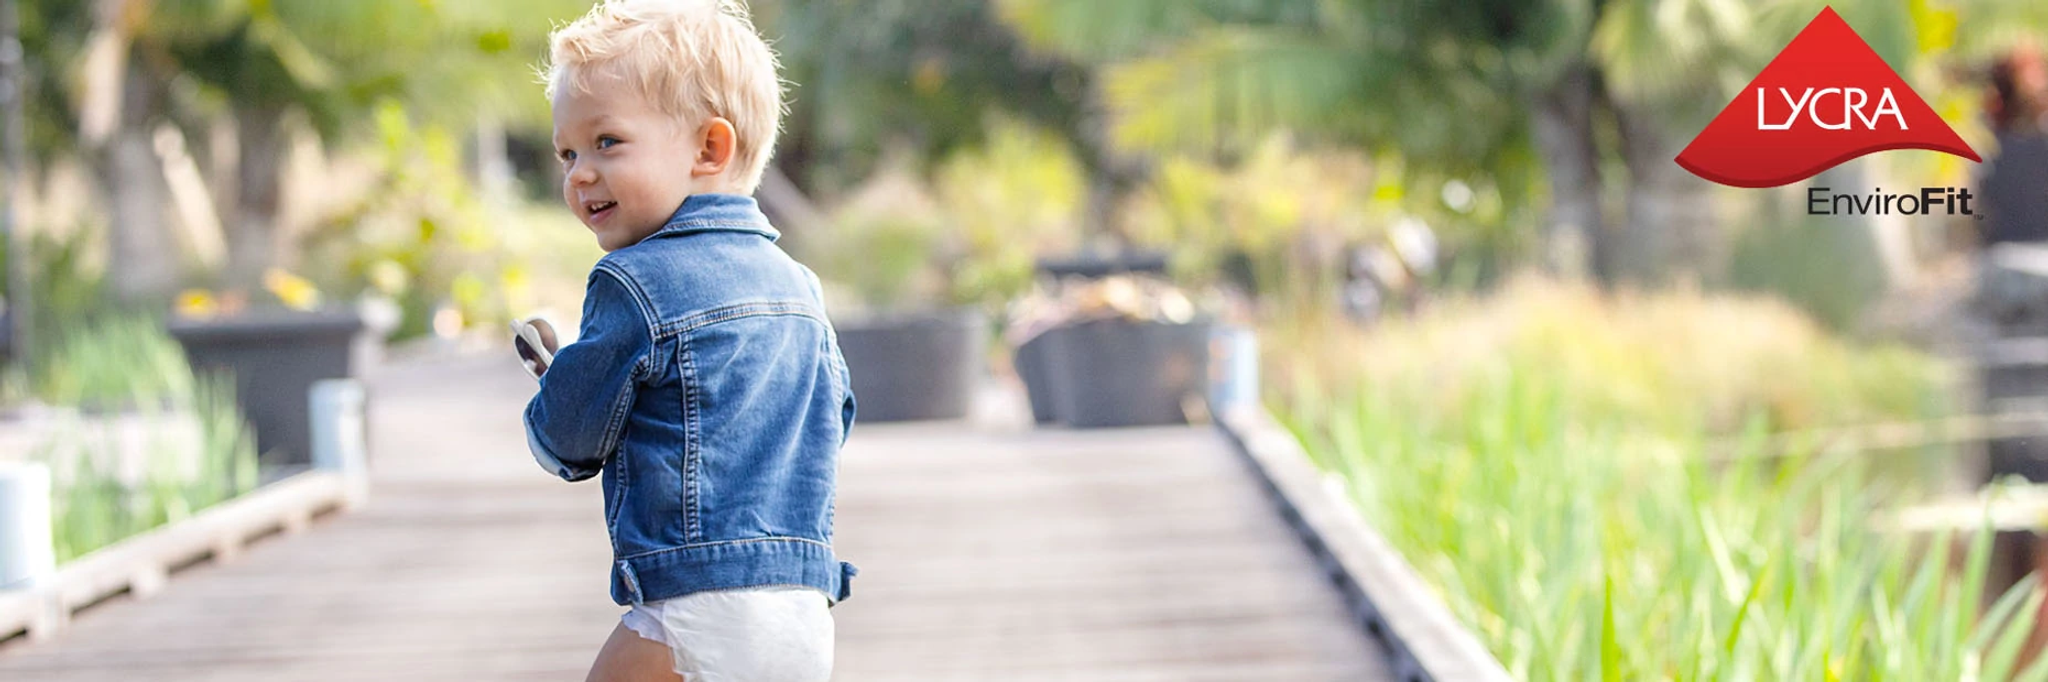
23, 316, 260, 563
1268, 280, 2040, 679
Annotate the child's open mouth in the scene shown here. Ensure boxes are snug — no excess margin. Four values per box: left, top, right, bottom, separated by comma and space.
585, 200, 618, 223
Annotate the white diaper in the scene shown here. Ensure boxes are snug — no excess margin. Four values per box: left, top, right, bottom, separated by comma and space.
621, 585, 835, 682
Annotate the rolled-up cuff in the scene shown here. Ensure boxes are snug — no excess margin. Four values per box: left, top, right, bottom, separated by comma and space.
524, 403, 601, 482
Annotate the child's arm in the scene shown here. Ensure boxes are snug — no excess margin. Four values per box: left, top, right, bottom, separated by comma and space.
522, 268, 652, 482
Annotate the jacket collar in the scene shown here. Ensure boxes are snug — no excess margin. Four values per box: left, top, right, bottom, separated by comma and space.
647, 193, 780, 242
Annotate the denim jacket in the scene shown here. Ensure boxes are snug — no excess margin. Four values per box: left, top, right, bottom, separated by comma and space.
523, 193, 857, 606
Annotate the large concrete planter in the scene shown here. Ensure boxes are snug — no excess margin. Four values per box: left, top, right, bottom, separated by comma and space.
1035, 317, 1212, 429
834, 309, 985, 423
1977, 337, 2048, 481
1012, 326, 1069, 425
167, 310, 364, 470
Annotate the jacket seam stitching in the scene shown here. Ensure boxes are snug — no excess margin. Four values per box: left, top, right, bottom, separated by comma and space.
679, 331, 703, 543
647, 222, 777, 243
589, 271, 644, 536
618, 536, 833, 562
601, 383, 632, 533
658, 302, 827, 337
592, 264, 659, 376
662, 219, 768, 230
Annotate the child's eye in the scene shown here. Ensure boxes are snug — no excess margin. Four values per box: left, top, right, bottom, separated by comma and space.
597, 136, 620, 149
558, 149, 577, 163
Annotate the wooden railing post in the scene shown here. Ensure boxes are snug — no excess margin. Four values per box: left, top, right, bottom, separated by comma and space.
0, 460, 63, 639
1208, 325, 1260, 413
309, 379, 369, 507
0, 461, 53, 590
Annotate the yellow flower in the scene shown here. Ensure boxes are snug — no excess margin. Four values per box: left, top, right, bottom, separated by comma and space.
175, 289, 218, 319
263, 268, 323, 311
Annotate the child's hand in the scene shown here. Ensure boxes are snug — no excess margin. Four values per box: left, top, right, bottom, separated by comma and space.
512, 317, 560, 381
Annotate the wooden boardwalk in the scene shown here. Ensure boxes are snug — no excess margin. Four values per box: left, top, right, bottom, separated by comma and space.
0, 351, 1391, 680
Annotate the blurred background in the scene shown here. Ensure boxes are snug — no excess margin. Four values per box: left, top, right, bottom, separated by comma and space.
5, 0, 2048, 679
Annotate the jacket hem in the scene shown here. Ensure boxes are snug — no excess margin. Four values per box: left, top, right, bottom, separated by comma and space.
611, 537, 857, 606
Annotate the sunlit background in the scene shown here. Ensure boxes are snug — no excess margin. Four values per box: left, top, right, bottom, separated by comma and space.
4, 0, 2048, 679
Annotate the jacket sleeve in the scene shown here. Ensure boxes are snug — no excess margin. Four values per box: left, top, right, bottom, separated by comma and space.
804, 265, 858, 447
523, 267, 652, 481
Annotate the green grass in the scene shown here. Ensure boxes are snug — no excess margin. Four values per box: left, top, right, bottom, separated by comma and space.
1267, 278, 2045, 680
41, 375, 260, 563
18, 315, 261, 563
29, 315, 195, 412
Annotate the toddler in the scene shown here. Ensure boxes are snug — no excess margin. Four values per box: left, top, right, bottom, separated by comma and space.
520, 1, 856, 680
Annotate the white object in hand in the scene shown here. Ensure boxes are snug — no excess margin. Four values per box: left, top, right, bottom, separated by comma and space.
511, 317, 559, 380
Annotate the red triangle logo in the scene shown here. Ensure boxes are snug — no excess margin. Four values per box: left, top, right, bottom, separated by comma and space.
1674, 7, 1978, 188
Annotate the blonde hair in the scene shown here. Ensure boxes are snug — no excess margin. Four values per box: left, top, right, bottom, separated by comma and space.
545, 0, 785, 193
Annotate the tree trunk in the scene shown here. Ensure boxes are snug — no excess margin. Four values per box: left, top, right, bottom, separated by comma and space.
1614, 96, 1719, 287
226, 104, 284, 290
1, 0, 28, 365
102, 53, 173, 306
1072, 77, 1141, 252
1527, 63, 1604, 282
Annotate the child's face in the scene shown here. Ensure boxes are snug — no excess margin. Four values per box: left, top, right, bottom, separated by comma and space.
552, 80, 699, 252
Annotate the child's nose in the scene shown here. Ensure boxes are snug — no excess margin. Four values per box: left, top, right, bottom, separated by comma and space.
567, 164, 598, 186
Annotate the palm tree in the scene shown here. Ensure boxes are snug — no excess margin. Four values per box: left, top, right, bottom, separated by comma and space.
998, 0, 1591, 270
61, 0, 575, 302
994, 0, 2023, 285
759, 0, 1149, 241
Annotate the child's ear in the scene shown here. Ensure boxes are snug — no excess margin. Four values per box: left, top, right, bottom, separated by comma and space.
692, 117, 736, 179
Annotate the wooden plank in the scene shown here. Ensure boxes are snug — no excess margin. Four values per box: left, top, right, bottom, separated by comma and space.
0, 470, 350, 642
1888, 483, 2048, 532
1218, 405, 1511, 682
831, 421, 1392, 681
0, 353, 1396, 680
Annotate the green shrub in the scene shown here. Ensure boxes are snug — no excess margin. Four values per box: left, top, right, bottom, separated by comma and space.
43, 375, 259, 563
1268, 279, 2037, 679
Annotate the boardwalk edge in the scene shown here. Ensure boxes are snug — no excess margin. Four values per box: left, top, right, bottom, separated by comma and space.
0, 470, 355, 643
1216, 405, 1512, 682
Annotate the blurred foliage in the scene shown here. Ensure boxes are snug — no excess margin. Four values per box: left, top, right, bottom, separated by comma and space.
817, 208, 944, 313
1268, 277, 1951, 437
15, 0, 91, 167
298, 101, 542, 341
995, 0, 2048, 286
8, 0, 578, 189
758, 0, 1094, 196
811, 118, 1085, 314
29, 315, 194, 414
998, 0, 1553, 185
90, 0, 579, 142
993, 0, 2044, 182
932, 120, 1087, 308
1121, 135, 1520, 314
1266, 278, 2017, 678
40, 371, 259, 564
0, 223, 198, 409
1126, 138, 1385, 309
1723, 195, 1892, 333
6, 224, 108, 355
0, 307, 264, 563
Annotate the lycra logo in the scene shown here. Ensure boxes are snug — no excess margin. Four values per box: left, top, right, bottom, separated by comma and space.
1675, 7, 1979, 188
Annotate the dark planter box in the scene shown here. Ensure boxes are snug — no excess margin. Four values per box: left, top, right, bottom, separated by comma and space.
1012, 327, 1068, 425
1978, 337, 2048, 481
168, 310, 364, 470
834, 309, 985, 423
1038, 317, 1212, 429
1034, 251, 1170, 279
